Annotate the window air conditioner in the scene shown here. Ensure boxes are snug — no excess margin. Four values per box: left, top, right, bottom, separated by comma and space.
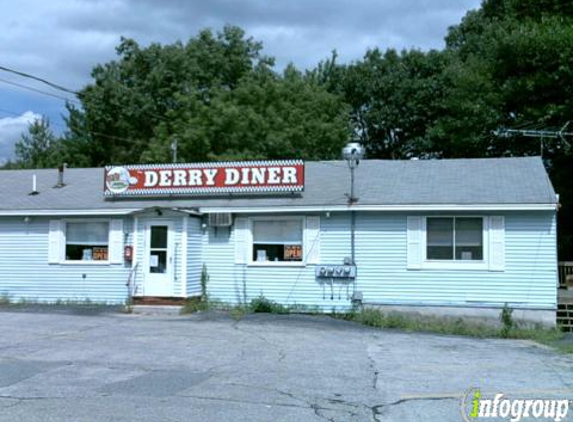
208, 213, 233, 227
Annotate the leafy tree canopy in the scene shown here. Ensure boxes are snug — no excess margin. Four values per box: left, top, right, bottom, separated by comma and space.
62, 25, 350, 166
14, 117, 62, 169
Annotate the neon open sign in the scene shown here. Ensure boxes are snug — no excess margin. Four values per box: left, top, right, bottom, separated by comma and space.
104, 160, 305, 197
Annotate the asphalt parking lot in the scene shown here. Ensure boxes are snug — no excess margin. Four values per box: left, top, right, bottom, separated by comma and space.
0, 308, 571, 422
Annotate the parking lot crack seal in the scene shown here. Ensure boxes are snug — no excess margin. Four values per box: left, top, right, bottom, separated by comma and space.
175, 392, 338, 412
365, 344, 379, 391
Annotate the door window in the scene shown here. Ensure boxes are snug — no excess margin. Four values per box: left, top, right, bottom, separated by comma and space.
149, 225, 168, 273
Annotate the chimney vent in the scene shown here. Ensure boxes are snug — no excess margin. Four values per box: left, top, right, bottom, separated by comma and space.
29, 174, 39, 195
55, 164, 67, 188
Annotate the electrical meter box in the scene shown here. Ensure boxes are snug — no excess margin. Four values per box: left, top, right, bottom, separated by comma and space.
315, 264, 357, 279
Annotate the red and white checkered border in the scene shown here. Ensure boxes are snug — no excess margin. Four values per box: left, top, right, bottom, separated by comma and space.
104, 184, 304, 197
104, 159, 304, 172
104, 159, 305, 197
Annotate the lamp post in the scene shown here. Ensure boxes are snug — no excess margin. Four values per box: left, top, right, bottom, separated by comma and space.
342, 142, 365, 265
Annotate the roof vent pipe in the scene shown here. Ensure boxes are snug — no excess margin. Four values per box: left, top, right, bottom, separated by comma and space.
29, 174, 39, 195
55, 164, 66, 188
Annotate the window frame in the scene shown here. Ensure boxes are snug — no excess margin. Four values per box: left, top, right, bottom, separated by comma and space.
421, 216, 489, 270
248, 216, 306, 267
61, 218, 112, 265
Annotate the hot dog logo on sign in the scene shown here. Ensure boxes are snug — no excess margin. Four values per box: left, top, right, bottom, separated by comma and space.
104, 160, 305, 197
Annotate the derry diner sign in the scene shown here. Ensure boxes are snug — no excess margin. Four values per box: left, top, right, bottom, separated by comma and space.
104, 160, 305, 197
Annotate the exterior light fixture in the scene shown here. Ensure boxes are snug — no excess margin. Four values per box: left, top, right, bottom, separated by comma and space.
342, 141, 365, 266
342, 142, 365, 167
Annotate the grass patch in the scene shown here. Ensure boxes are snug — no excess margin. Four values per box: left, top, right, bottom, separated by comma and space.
337, 307, 569, 353
0, 296, 112, 307
181, 296, 249, 320
0, 293, 11, 305
181, 295, 570, 354
181, 296, 211, 314
181, 295, 318, 320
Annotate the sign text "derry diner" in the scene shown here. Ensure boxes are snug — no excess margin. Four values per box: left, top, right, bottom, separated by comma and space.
104, 160, 305, 197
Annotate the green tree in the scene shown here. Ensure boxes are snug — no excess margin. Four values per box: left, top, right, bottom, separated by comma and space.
441, 2, 573, 158
14, 117, 62, 168
63, 25, 349, 166
64, 25, 275, 166
325, 48, 450, 159
144, 64, 350, 162
442, 0, 573, 258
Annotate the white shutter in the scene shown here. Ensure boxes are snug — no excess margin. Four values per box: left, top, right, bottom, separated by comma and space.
234, 217, 249, 264
48, 219, 63, 264
489, 216, 505, 271
305, 216, 321, 264
109, 219, 124, 264
407, 216, 422, 270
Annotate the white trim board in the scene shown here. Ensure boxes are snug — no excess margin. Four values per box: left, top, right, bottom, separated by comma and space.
0, 202, 557, 217
200, 203, 557, 213
0, 209, 139, 216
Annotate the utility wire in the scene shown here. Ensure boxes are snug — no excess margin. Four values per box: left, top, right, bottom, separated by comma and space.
0, 65, 79, 95
0, 106, 144, 145
0, 77, 81, 104
0, 64, 173, 123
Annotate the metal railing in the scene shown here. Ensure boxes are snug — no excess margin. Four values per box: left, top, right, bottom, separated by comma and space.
558, 262, 573, 289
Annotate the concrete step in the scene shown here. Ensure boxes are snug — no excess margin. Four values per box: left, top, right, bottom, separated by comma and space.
131, 305, 183, 316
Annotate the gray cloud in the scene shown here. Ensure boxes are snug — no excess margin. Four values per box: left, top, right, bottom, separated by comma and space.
0, 0, 480, 90
0, 111, 41, 164
0, 0, 481, 162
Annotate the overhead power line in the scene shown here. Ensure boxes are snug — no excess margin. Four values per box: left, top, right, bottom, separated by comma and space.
0, 64, 175, 123
0, 65, 79, 95
0, 77, 80, 104
0, 106, 144, 145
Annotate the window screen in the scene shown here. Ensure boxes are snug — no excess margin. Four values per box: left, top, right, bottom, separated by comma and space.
66, 222, 109, 261
252, 219, 303, 262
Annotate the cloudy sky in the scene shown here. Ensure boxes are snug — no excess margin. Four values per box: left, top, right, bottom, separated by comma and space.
0, 0, 481, 163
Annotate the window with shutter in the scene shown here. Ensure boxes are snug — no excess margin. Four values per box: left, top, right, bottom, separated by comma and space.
408, 215, 504, 271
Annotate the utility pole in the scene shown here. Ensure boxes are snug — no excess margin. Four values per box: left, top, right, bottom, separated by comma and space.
494, 122, 573, 157
171, 138, 178, 163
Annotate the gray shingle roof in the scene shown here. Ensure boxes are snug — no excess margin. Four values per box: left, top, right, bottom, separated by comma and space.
0, 157, 557, 213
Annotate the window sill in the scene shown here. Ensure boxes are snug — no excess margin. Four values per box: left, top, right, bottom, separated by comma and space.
56, 261, 112, 266
248, 262, 306, 268
417, 260, 489, 271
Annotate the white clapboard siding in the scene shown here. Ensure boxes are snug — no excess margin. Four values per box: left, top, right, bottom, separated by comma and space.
0, 211, 558, 310
0, 217, 132, 304
201, 211, 557, 312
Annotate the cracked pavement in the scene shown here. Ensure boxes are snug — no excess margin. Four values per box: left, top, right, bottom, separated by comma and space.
0, 309, 571, 421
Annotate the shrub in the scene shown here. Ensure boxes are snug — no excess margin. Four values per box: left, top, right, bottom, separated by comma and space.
0, 293, 10, 305
200, 264, 209, 302
500, 304, 515, 338
249, 295, 289, 314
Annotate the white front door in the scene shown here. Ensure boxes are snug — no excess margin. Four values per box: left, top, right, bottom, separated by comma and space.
144, 222, 175, 297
